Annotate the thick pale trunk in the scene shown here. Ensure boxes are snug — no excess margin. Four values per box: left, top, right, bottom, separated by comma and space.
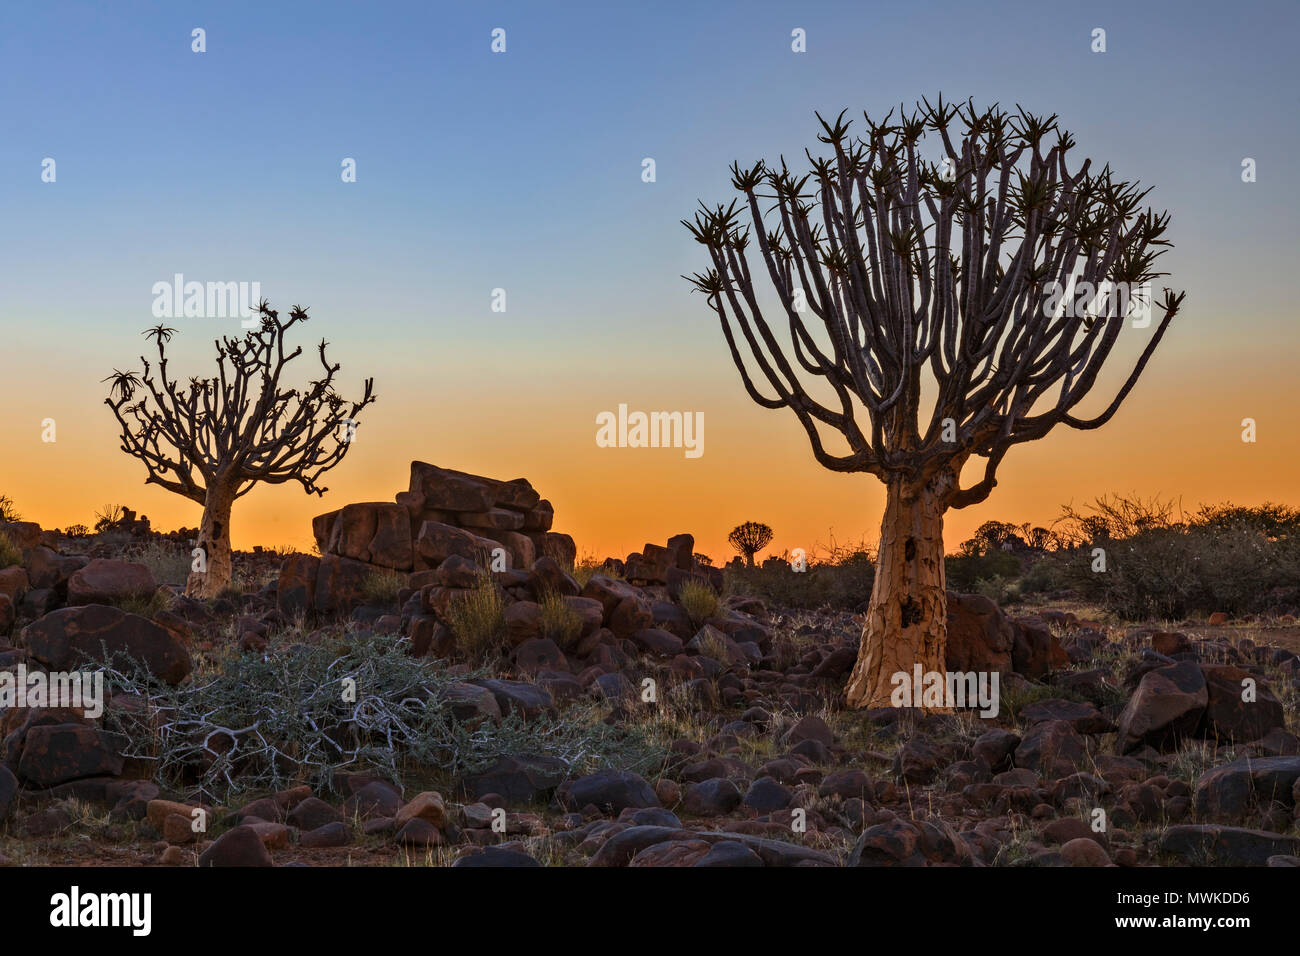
845, 478, 950, 710
186, 482, 237, 599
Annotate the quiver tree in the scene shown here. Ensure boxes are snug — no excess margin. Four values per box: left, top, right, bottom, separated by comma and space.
105, 301, 376, 599
728, 521, 774, 566
684, 99, 1184, 709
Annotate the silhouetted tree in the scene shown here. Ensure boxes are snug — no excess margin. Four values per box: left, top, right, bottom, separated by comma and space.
684, 99, 1184, 708
105, 301, 376, 598
0, 495, 20, 523
729, 521, 774, 566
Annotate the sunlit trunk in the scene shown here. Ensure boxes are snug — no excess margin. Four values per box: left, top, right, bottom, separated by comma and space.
186, 480, 237, 599
845, 477, 950, 710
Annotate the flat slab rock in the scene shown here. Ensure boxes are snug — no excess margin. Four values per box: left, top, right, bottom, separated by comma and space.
588, 825, 836, 867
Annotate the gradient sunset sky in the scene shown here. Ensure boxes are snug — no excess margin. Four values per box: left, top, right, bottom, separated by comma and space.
2, 0, 1297, 564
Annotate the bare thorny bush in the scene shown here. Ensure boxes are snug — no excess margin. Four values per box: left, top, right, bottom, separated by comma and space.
97, 632, 657, 804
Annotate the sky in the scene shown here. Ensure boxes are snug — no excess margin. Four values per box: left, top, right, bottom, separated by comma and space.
1, 0, 1298, 564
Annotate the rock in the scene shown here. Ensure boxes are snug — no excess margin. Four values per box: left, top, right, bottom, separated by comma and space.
629, 839, 712, 866
416, 522, 498, 569
197, 825, 273, 867
341, 781, 402, 820
23, 604, 192, 684
1014, 720, 1086, 779
462, 754, 567, 803
472, 679, 553, 719
22, 547, 88, 592
743, 777, 793, 812
1199, 663, 1285, 743
944, 592, 1014, 674
629, 628, 684, 658
395, 817, 444, 847
1114, 660, 1207, 753
66, 559, 156, 605
783, 715, 833, 748
847, 818, 927, 866
276, 553, 320, 615
1060, 836, 1111, 866
301, 821, 352, 847
1160, 825, 1300, 866
541, 533, 576, 570
589, 825, 834, 867
503, 601, 542, 645
562, 770, 658, 814
693, 840, 764, 867
1020, 698, 1114, 735
395, 791, 448, 829
1011, 616, 1067, 678
286, 797, 342, 832
896, 736, 944, 784
973, 729, 1021, 772
1193, 756, 1300, 821
443, 681, 502, 721
682, 778, 742, 816
0, 765, 17, 823
314, 554, 373, 616
16, 724, 127, 786
451, 846, 541, 867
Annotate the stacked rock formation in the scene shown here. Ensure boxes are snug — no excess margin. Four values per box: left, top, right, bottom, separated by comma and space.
281, 462, 577, 616
314, 461, 574, 574
611, 535, 723, 594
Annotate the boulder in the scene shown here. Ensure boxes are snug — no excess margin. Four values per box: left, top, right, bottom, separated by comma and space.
1115, 660, 1207, 753
561, 770, 658, 814
66, 559, 156, 606
944, 592, 1014, 674
17, 724, 128, 787
22, 604, 192, 684
1198, 663, 1285, 743
314, 554, 373, 616
276, 553, 320, 616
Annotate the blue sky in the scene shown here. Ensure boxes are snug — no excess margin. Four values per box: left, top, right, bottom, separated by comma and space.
2, 0, 1297, 556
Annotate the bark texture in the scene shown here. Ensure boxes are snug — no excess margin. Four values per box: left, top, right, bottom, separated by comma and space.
845, 477, 950, 710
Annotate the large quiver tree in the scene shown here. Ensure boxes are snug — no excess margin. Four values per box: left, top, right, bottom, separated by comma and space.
105, 301, 376, 599
684, 99, 1184, 709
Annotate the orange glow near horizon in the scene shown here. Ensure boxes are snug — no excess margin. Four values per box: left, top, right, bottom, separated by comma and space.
4, 312, 1298, 569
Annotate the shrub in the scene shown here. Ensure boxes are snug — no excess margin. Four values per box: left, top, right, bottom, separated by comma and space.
677, 578, 719, 626
0, 532, 22, 569
445, 577, 507, 662
538, 590, 583, 649
100, 630, 658, 802
725, 548, 875, 610
0, 495, 21, 522
944, 550, 1021, 593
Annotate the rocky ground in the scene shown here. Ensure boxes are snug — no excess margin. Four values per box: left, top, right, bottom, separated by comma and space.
2, 491, 1299, 868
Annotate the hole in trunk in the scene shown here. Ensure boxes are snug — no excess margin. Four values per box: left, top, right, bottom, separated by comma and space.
904, 537, 916, 562
900, 596, 922, 627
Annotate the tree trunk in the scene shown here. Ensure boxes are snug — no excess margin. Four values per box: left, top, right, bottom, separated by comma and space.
844, 477, 950, 710
186, 481, 237, 599
746, 552, 755, 568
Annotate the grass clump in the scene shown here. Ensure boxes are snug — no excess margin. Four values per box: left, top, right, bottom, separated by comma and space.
677, 578, 719, 626
362, 568, 408, 606
538, 590, 583, 649
445, 575, 507, 662
0, 532, 22, 569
